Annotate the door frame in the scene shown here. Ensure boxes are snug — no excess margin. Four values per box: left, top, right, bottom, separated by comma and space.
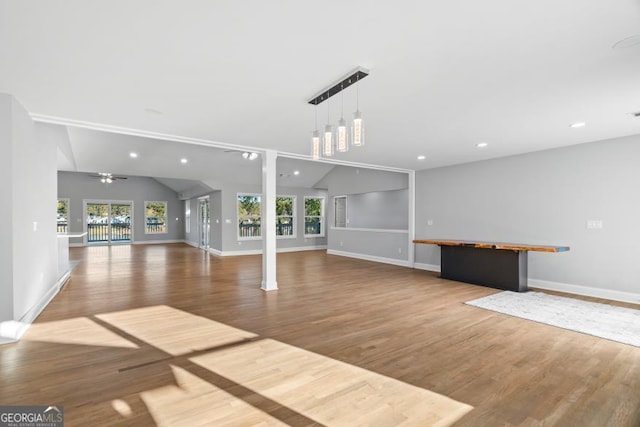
83, 199, 135, 245
197, 196, 210, 250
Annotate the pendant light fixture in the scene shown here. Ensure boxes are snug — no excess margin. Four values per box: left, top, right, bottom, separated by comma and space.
336, 83, 349, 152
311, 104, 321, 160
352, 74, 364, 147
308, 67, 368, 159
323, 95, 334, 157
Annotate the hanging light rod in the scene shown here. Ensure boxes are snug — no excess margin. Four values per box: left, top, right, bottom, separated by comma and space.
307, 67, 369, 105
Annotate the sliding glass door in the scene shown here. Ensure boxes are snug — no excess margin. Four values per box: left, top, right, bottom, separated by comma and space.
85, 200, 133, 244
110, 203, 132, 242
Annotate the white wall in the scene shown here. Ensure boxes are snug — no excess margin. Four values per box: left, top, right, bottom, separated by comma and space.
317, 165, 408, 195
0, 95, 14, 325
415, 134, 640, 302
58, 172, 185, 243
0, 94, 60, 341
12, 99, 59, 321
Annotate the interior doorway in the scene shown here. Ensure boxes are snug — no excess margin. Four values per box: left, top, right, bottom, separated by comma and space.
198, 196, 210, 249
84, 200, 133, 244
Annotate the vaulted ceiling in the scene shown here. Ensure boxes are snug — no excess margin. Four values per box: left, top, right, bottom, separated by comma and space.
2, 0, 640, 180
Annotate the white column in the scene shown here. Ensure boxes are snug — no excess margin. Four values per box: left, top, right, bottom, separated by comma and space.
261, 149, 278, 291
408, 170, 415, 268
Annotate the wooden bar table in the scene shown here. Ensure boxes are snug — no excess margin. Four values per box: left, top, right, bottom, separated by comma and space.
413, 239, 570, 292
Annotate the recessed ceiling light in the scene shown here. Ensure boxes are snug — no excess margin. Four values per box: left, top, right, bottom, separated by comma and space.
476, 142, 488, 148
570, 122, 586, 128
242, 152, 259, 160
417, 155, 426, 160
129, 152, 138, 158
293, 170, 300, 175
180, 158, 188, 164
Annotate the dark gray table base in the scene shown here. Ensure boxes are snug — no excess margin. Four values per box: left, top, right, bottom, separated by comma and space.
440, 245, 528, 292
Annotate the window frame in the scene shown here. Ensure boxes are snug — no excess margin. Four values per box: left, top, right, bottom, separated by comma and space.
144, 201, 168, 234
276, 195, 296, 239
333, 195, 348, 228
237, 193, 262, 240
304, 196, 325, 238
185, 200, 191, 234
57, 198, 70, 233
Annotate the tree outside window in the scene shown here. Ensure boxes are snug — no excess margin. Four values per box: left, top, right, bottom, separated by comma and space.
238, 194, 261, 238
57, 199, 69, 232
145, 201, 167, 234
304, 197, 324, 237
276, 196, 295, 237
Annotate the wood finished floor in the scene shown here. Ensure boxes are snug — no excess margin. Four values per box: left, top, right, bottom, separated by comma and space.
1, 244, 639, 426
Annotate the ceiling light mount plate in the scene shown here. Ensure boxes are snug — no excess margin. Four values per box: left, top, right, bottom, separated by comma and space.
308, 67, 369, 105
612, 35, 640, 50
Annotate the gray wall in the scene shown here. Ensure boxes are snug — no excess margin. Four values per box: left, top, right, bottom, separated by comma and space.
211, 191, 223, 251
320, 166, 410, 263
58, 172, 185, 243
185, 184, 328, 254
415, 134, 640, 296
347, 189, 409, 229
0, 94, 59, 333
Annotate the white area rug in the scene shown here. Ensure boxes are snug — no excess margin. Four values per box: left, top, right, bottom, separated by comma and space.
466, 291, 640, 347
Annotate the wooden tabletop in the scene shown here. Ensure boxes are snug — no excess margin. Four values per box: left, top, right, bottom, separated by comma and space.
412, 239, 570, 253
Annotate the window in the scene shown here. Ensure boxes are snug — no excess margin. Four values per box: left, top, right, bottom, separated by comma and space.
185, 201, 191, 234
145, 201, 167, 234
57, 199, 69, 232
334, 196, 347, 227
238, 194, 261, 238
304, 197, 324, 237
276, 196, 295, 237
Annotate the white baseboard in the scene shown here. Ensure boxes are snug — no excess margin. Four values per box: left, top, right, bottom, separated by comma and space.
529, 279, 640, 305
277, 245, 327, 253
71, 239, 186, 247
327, 249, 409, 267
208, 245, 327, 257
216, 249, 262, 257
184, 240, 200, 248
133, 239, 184, 245
414, 262, 441, 273
411, 261, 640, 305
207, 247, 224, 256
0, 271, 71, 344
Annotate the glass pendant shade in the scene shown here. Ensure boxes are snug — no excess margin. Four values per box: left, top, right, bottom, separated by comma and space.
323, 124, 334, 157
352, 110, 364, 146
337, 118, 349, 152
311, 130, 321, 160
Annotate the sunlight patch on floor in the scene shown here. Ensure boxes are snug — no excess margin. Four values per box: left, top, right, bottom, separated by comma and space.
96, 305, 256, 356
140, 364, 286, 427
22, 317, 138, 348
190, 339, 473, 427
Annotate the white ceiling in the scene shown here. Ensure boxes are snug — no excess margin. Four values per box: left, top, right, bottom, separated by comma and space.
2, 0, 640, 173
60, 127, 336, 191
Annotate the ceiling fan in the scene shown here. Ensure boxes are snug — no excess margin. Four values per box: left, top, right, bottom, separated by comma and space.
89, 172, 127, 183
223, 149, 260, 160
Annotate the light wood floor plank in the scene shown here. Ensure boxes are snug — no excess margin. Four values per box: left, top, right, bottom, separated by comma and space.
1, 244, 639, 426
